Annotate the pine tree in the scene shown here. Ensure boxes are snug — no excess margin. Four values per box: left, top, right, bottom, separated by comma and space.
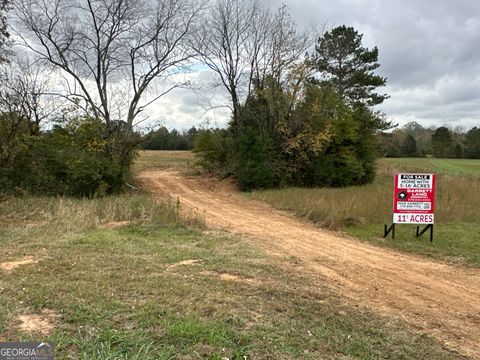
314, 25, 388, 107
464, 127, 480, 158
402, 134, 418, 157
431, 127, 453, 158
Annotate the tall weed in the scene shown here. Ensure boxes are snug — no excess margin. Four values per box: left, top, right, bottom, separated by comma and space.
0, 194, 187, 233
251, 160, 480, 228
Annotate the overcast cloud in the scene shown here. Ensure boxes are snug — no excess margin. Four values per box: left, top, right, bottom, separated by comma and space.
151, 0, 480, 130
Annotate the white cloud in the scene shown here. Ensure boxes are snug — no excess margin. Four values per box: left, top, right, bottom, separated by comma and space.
143, 69, 231, 130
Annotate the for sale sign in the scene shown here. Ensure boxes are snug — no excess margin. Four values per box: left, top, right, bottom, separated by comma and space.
393, 173, 435, 224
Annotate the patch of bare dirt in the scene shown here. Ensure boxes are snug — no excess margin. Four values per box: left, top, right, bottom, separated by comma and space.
16, 309, 58, 335
0, 256, 39, 272
168, 259, 202, 269
200, 271, 259, 285
139, 169, 480, 359
99, 220, 132, 229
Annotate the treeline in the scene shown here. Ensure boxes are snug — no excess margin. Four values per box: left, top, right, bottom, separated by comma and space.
141, 127, 198, 151
379, 122, 480, 158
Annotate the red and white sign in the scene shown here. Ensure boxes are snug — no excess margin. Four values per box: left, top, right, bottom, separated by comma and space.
393, 173, 435, 224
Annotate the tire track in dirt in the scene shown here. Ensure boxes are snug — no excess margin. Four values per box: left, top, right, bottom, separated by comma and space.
139, 169, 480, 359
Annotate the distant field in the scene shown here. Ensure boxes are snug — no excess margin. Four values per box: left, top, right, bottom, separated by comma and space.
381, 157, 480, 176
133, 150, 193, 173
251, 158, 480, 266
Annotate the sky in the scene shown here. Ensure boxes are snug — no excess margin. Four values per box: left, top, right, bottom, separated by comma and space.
146, 0, 480, 131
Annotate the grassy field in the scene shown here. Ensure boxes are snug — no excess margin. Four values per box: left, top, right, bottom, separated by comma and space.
382, 157, 480, 176
133, 150, 195, 173
250, 157, 480, 267
0, 151, 465, 359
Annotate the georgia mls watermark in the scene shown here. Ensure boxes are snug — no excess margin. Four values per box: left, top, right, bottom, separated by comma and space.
0, 342, 54, 360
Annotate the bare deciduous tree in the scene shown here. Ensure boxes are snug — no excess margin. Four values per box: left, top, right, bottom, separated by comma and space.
0, 58, 59, 167
0, 0, 10, 63
193, 0, 263, 135
193, 0, 310, 137
14, 0, 204, 165
0, 59, 59, 135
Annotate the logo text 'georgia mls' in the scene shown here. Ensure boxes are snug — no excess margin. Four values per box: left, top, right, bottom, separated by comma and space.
0, 342, 54, 360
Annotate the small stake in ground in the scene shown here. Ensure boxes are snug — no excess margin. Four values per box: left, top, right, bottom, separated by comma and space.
383, 223, 395, 239
416, 224, 434, 242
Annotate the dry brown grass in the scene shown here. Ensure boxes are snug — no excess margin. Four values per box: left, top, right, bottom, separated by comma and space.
251, 159, 480, 228
0, 194, 187, 233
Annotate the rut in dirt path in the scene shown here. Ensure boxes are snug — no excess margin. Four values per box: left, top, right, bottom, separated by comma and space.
139, 169, 480, 359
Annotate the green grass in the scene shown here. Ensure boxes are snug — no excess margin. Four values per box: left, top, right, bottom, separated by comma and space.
250, 158, 480, 266
0, 191, 464, 359
349, 223, 480, 265
382, 157, 480, 176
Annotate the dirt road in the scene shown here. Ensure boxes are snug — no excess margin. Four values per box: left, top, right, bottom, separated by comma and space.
139, 169, 480, 359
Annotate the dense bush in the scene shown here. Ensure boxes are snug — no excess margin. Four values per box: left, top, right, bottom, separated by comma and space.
193, 82, 384, 191
0, 116, 130, 197
192, 129, 232, 174
235, 128, 280, 190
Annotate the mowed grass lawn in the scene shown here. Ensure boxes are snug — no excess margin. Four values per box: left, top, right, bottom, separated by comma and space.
0, 152, 465, 359
250, 157, 480, 267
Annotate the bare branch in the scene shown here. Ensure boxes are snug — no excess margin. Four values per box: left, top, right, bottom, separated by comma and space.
13, 0, 205, 135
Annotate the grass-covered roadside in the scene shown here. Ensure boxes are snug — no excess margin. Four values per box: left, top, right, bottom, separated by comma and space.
250, 158, 480, 267
0, 193, 464, 359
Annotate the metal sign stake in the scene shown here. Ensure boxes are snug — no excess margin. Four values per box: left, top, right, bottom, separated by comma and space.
416, 224, 434, 242
383, 223, 395, 239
